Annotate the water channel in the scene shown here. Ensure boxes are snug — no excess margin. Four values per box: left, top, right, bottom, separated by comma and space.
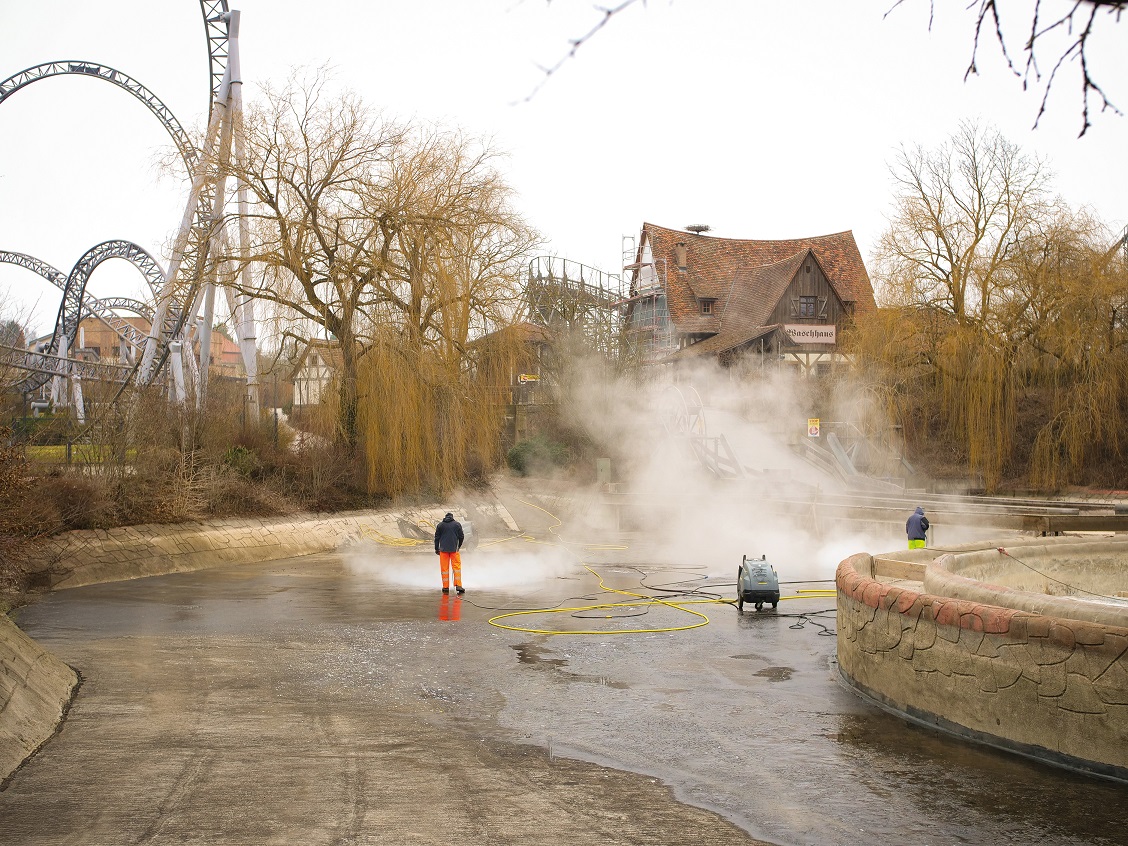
4, 549, 1126, 845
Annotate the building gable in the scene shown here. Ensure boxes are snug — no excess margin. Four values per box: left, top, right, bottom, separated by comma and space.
765, 250, 848, 329
288, 340, 344, 406
635, 222, 876, 334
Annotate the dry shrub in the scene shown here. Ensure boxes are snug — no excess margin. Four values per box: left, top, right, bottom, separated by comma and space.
290, 441, 369, 511
199, 466, 291, 517
0, 428, 32, 602
36, 472, 116, 531
110, 450, 206, 525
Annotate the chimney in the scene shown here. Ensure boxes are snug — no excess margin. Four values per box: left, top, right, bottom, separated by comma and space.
675, 242, 687, 271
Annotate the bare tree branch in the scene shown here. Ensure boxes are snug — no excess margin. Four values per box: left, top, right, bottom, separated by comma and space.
517, 0, 645, 103
893, 0, 1125, 136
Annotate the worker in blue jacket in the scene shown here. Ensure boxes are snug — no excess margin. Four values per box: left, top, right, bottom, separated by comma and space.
906, 506, 929, 550
434, 512, 465, 594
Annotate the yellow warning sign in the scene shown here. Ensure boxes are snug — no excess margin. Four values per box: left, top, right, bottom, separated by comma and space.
807, 417, 821, 437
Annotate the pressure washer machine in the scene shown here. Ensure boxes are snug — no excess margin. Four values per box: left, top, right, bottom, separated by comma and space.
736, 554, 780, 613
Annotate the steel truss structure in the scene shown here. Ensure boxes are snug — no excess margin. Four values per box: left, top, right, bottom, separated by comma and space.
0, 0, 259, 420
1, 244, 164, 366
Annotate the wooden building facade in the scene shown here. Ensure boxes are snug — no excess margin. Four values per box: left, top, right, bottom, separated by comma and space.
624, 222, 877, 376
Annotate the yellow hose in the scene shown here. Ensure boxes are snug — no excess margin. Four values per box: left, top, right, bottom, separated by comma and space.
487, 499, 719, 635
364, 498, 834, 634
360, 525, 425, 548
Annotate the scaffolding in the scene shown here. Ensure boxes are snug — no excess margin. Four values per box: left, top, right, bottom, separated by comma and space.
521, 230, 682, 368
619, 233, 677, 364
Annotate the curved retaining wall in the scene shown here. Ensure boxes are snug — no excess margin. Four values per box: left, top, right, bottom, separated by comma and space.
0, 613, 77, 783
927, 538, 1128, 627
837, 552, 1128, 782
27, 509, 445, 590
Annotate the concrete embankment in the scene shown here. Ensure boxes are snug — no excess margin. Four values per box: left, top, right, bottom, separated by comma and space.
836, 546, 1128, 782
0, 613, 77, 782
25, 510, 428, 590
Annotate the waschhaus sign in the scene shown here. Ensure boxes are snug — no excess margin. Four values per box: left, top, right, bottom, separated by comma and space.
784, 325, 836, 344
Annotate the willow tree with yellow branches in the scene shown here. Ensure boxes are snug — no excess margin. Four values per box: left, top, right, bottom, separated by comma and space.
356, 128, 539, 496
1010, 216, 1128, 488
854, 122, 1128, 490
217, 71, 540, 496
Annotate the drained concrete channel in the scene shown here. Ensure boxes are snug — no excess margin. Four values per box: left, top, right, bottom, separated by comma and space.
2, 546, 1126, 845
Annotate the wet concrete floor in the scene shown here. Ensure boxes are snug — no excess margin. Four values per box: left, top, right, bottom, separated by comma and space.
3, 543, 1127, 845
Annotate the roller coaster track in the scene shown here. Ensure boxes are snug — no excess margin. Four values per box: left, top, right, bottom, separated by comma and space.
86, 297, 154, 323
0, 1, 234, 406
9, 241, 178, 393
200, 1, 231, 114
0, 343, 132, 385
0, 248, 162, 354
0, 62, 197, 168
0, 61, 213, 337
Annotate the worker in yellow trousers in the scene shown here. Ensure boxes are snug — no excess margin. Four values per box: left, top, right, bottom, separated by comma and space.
434, 512, 465, 594
906, 506, 929, 550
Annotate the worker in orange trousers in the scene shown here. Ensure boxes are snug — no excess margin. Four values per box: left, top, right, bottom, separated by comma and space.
434, 512, 465, 594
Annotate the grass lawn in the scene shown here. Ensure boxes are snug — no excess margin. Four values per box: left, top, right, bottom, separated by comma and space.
26, 445, 136, 464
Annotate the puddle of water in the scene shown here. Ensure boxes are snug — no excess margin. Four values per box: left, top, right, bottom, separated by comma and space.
753, 666, 793, 682
511, 643, 630, 688
512, 643, 567, 669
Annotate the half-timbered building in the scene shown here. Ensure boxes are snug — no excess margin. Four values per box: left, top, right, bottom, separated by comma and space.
623, 223, 876, 375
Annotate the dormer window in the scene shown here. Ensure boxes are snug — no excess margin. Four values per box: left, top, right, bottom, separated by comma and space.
701, 299, 715, 315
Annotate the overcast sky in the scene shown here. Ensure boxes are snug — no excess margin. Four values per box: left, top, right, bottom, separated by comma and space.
1, 0, 1126, 338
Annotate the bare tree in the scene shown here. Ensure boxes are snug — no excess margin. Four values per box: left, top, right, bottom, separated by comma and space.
219, 73, 538, 452
535, 2, 1124, 132
890, 0, 1125, 135
217, 72, 405, 442
861, 122, 1128, 490
520, 0, 645, 102
876, 121, 1052, 328
370, 127, 539, 362
356, 129, 540, 496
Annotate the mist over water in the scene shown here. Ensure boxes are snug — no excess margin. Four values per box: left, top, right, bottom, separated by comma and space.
344, 544, 579, 592
556, 357, 901, 584
347, 360, 905, 591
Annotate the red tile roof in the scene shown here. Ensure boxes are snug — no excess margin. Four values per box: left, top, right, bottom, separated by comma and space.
665, 250, 810, 360
637, 222, 876, 328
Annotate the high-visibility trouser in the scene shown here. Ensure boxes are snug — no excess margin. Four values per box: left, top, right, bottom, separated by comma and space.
439, 551, 462, 589
439, 593, 461, 621
908, 539, 926, 549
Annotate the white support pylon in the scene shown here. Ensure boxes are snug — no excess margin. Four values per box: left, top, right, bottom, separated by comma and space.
138, 88, 228, 388
70, 371, 85, 425
197, 282, 216, 409
226, 10, 259, 419
135, 9, 259, 415
169, 341, 187, 405
52, 334, 68, 408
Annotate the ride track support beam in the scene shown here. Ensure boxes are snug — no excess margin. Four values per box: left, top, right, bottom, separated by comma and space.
0, 343, 132, 384
0, 1, 264, 413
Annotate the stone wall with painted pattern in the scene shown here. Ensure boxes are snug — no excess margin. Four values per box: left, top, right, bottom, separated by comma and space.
836, 552, 1128, 781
